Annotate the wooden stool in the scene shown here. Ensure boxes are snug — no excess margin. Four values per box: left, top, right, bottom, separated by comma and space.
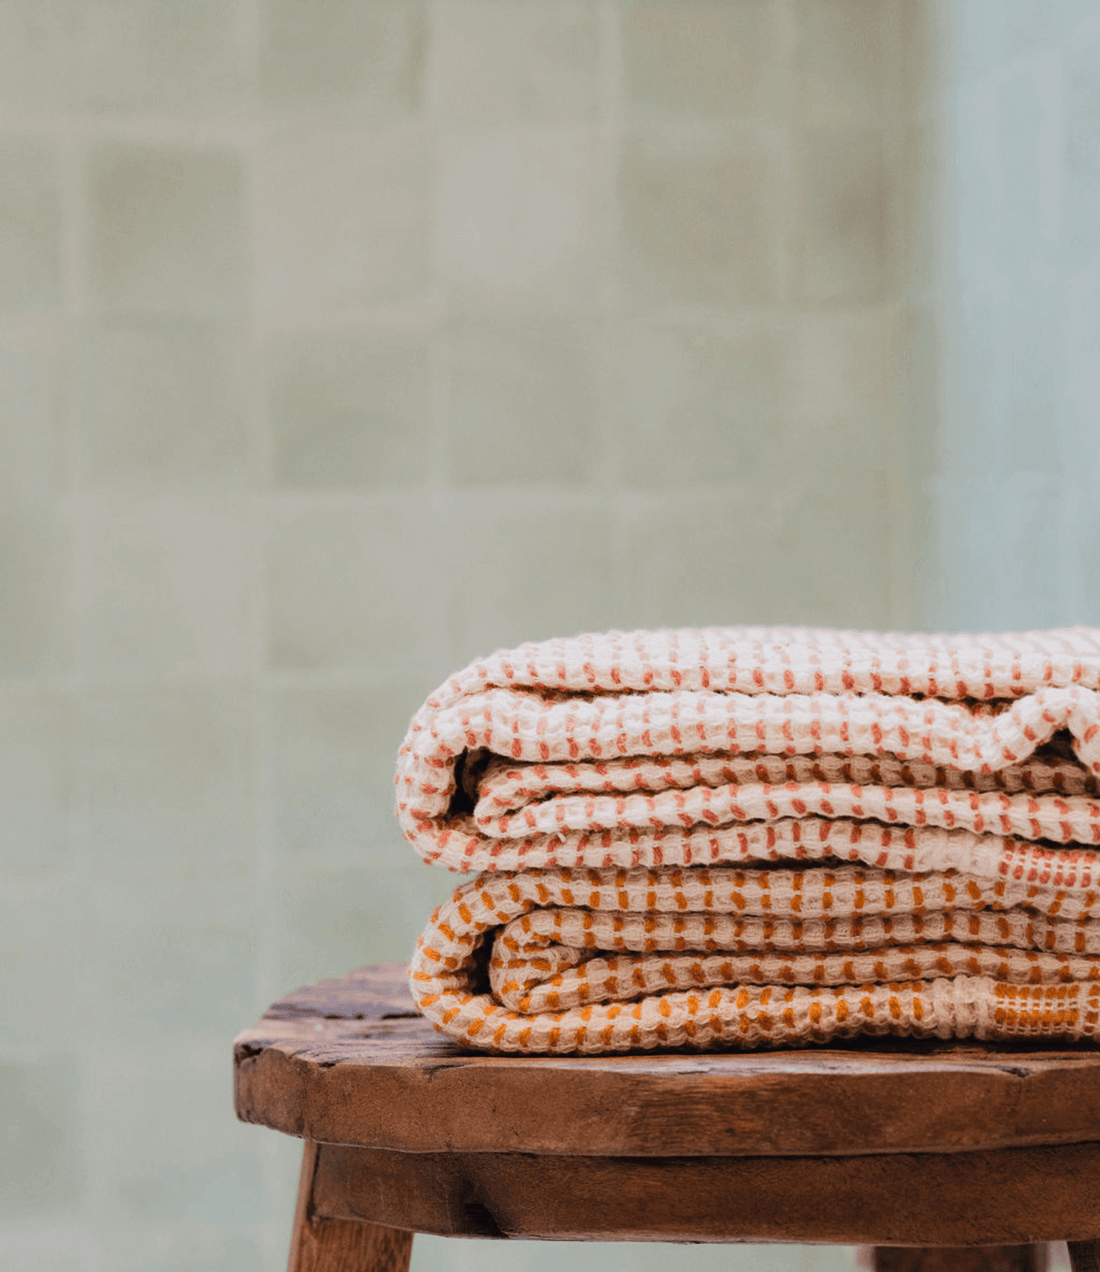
233, 963, 1100, 1272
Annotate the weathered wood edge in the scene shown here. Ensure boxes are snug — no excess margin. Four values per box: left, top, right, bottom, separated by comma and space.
234, 964, 1100, 1158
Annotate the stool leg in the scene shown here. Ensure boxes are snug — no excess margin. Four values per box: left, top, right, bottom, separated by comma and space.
873, 1247, 1047, 1272
1068, 1243, 1100, 1272
288, 1140, 413, 1272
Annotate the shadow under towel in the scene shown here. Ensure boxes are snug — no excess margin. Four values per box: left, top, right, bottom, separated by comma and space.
397, 626, 1100, 1053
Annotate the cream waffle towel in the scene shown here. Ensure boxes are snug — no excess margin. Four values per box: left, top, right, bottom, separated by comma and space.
398, 626, 1100, 1053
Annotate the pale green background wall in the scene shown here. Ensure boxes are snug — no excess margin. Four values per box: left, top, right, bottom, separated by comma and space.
0, 2, 1097, 1271
907, 1, 1100, 633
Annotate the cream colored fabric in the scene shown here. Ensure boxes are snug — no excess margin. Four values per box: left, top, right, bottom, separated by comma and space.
399, 626, 1100, 1053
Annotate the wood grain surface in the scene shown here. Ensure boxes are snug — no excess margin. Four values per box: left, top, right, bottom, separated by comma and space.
234, 963, 1100, 1158
306, 1138, 1100, 1246
289, 1140, 412, 1272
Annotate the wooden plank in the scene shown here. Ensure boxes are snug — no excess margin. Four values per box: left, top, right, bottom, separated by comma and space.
234, 965, 1100, 1159
289, 1140, 412, 1272
307, 1140, 1100, 1246
874, 1247, 1047, 1272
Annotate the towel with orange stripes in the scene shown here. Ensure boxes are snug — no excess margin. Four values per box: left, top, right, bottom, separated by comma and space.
397, 626, 1100, 1052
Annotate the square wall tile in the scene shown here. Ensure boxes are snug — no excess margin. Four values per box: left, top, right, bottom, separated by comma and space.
431, 0, 599, 126
267, 328, 431, 489
257, 126, 429, 320
265, 500, 452, 674
76, 320, 250, 490
770, 482, 894, 628
92, 1051, 267, 1225
778, 305, 905, 493
615, 309, 900, 493
783, 307, 901, 487
0, 504, 71, 677
436, 129, 606, 307
82, 685, 256, 884
618, 134, 784, 306
897, 119, 944, 292
92, 883, 259, 1046
622, 492, 783, 630
614, 320, 795, 488
910, 476, 946, 629
0, 884, 85, 1048
795, 0, 884, 126
270, 684, 424, 865
798, 127, 887, 303
777, 409, 897, 500
68, 0, 245, 115
74, 496, 254, 677
451, 496, 619, 657
900, 301, 941, 484
86, 145, 246, 316
260, 0, 426, 114
622, 486, 893, 632
0, 690, 75, 881
277, 860, 447, 989
793, 307, 900, 425
0, 0, 67, 114
0, 138, 62, 311
447, 318, 601, 485
899, 0, 948, 121
0, 319, 69, 501
0, 1054, 83, 1218
621, 0, 787, 124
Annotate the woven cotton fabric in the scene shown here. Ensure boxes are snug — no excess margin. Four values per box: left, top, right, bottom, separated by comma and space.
399, 626, 1100, 1053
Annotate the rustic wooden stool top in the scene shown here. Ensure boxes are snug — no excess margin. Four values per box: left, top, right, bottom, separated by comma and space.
233, 963, 1100, 1272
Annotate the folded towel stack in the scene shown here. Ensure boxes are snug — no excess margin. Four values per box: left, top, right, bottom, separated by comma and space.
398, 626, 1100, 1053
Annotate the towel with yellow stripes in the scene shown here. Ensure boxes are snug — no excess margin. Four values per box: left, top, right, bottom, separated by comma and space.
397, 626, 1100, 1052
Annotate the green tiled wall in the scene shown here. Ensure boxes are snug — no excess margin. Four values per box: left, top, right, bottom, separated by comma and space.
0, 3, 1094, 1271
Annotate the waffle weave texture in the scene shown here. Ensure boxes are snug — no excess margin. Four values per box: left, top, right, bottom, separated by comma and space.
398, 626, 1100, 1053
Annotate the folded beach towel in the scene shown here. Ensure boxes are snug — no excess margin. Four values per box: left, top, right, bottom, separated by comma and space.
398, 626, 1100, 1053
